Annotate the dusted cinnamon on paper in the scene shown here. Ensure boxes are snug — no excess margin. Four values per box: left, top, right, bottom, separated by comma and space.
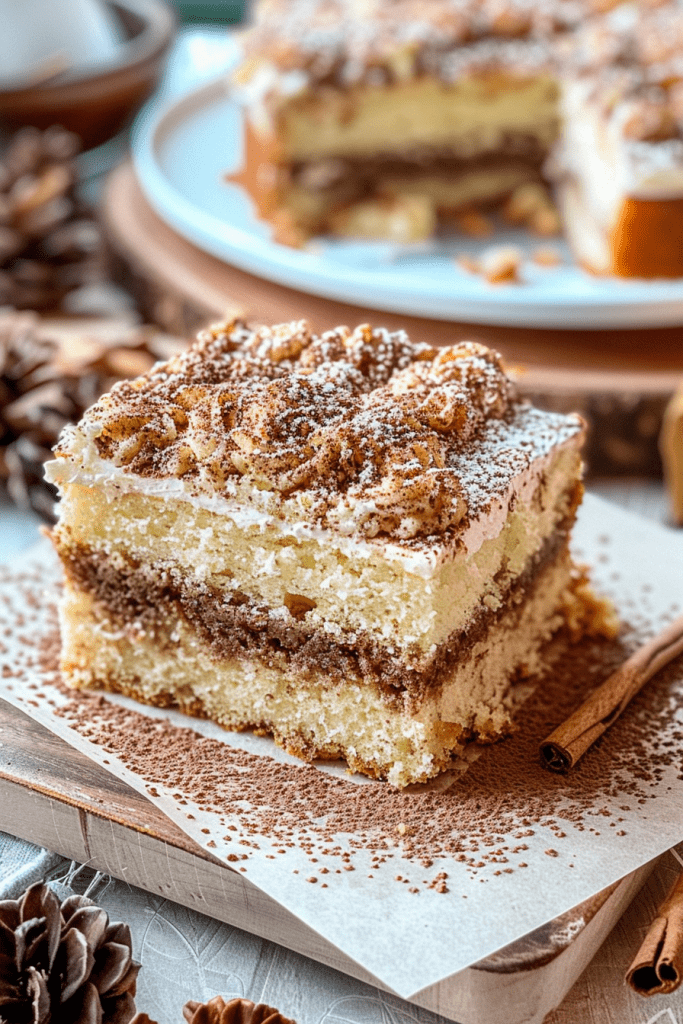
540, 611, 683, 771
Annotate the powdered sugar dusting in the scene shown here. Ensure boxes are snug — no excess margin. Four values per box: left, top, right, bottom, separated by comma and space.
53, 320, 579, 544
238, 0, 593, 92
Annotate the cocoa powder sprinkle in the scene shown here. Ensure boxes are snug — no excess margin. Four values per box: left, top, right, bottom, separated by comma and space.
53, 319, 580, 544
44, 621, 683, 873
2, 564, 682, 890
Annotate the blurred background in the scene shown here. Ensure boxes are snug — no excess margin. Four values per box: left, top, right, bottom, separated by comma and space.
174, 0, 243, 21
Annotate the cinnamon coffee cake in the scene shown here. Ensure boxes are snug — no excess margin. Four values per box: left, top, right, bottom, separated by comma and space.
48, 319, 598, 787
232, 0, 683, 278
232, 0, 567, 244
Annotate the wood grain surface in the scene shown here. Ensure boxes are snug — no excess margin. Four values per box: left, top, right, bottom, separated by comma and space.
547, 847, 683, 1024
0, 699, 391, 988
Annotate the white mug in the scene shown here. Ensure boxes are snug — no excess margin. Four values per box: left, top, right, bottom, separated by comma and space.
0, 0, 124, 87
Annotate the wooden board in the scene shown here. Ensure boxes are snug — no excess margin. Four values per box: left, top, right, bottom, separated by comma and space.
101, 161, 683, 476
0, 697, 657, 1024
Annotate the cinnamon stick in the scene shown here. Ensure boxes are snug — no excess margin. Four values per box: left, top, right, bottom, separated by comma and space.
540, 611, 683, 772
626, 866, 683, 996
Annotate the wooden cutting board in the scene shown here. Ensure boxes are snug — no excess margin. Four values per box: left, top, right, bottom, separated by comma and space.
0, 698, 656, 1024
101, 161, 683, 477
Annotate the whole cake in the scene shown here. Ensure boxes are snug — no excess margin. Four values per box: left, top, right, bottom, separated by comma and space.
48, 320, 602, 787
232, 0, 683, 277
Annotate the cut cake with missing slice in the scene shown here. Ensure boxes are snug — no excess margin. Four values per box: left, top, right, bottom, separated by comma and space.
232, 0, 683, 278
47, 319, 611, 787
231, 0, 566, 244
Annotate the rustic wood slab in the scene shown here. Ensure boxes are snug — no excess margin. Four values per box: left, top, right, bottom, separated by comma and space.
101, 162, 683, 477
0, 697, 656, 1024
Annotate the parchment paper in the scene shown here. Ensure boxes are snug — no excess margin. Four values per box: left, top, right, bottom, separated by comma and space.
1, 494, 682, 998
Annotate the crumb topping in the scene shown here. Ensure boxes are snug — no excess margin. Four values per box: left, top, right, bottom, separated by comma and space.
562, 0, 683, 147
236, 0, 593, 93
54, 320, 581, 543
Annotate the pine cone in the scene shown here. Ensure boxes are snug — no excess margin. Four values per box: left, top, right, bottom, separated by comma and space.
182, 998, 296, 1024
0, 309, 186, 519
0, 125, 101, 311
0, 880, 140, 1024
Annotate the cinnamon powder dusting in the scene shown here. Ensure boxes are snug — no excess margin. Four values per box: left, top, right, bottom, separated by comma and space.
3, 563, 682, 892
51, 637, 683, 877
237, 0, 599, 92
54, 320, 521, 541
18, 595, 678, 884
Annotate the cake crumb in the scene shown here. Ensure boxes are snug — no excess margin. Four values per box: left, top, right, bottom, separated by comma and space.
533, 246, 562, 267
455, 254, 481, 275
455, 210, 494, 238
480, 245, 523, 284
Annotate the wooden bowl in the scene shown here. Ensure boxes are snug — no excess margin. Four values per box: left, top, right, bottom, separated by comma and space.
0, 0, 177, 150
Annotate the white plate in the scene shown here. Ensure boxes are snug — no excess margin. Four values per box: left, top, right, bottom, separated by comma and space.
133, 77, 683, 329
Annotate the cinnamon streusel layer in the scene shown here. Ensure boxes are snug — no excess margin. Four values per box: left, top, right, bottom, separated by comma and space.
55, 523, 574, 710
57, 541, 582, 786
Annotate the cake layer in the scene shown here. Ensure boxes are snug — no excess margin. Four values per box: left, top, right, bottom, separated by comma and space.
264, 74, 558, 164
236, 72, 556, 240
50, 413, 583, 658
54, 522, 572, 706
259, 156, 545, 240
58, 540, 578, 787
283, 162, 540, 242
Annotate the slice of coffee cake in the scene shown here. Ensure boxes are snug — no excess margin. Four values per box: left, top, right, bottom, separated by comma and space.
47, 319, 597, 787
